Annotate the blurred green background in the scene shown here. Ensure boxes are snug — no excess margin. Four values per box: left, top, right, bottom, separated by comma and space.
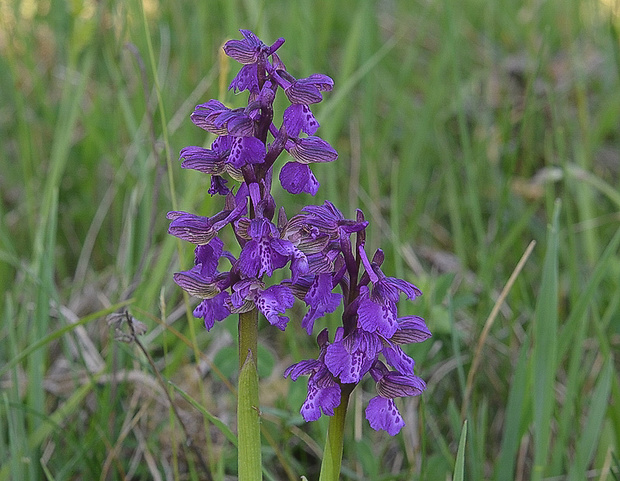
1, 0, 619, 479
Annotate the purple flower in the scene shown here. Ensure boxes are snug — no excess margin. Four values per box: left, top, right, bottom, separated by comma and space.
172, 238, 234, 330
365, 360, 426, 435
167, 198, 247, 246
229, 64, 259, 93
235, 217, 289, 278
284, 330, 341, 421
180, 136, 244, 181
194, 292, 231, 331
285, 136, 338, 164
295, 201, 368, 239
228, 136, 266, 168
229, 279, 294, 330
224, 29, 284, 65
170, 29, 432, 442
255, 284, 295, 330
190, 101, 254, 137
365, 397, 404, 436
301, 273, 342, 335
209, 175, 230, 195
281, 73, 334, 105
324, 327, 382, 384
223, 30, 285, 94
356, 247, 422, 338
283, 104, 319, 137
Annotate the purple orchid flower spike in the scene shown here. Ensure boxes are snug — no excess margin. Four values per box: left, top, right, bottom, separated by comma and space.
171, 29, 431, 450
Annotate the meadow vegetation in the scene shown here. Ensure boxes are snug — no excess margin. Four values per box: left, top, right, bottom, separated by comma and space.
1, 0, 619, 479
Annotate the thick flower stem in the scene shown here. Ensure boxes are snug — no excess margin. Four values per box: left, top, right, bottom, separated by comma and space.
319, 384, 353, 481
238, 308, 262, 481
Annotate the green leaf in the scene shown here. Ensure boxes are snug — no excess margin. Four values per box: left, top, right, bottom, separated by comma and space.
453, 420, 468, 481
531, 199, 561, 481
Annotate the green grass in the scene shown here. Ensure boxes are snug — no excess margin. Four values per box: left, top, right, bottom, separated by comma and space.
1, 0, 620, 479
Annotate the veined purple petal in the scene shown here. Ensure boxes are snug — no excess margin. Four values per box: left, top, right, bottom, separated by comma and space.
180, 146, 226, 174
304, 73, 334, 91
167, 212, 216, 245
284, 74, 334, 105
302, 201, 344, 222
223, 30, 264, 64
365, 397, 405, 436
279, 162, 319, 195
383, 277, 422, 301
285, 82, 323, 104
391, 316, 432, 344
284, 359, 323, 380
173, 270, 221, 299
227, 114, 255, 137
287, 136, 338, 164
191, 100, 230, 135
376, 372, 426, 398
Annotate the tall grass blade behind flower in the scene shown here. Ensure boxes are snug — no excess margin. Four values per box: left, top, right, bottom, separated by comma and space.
568, 359, 613, 480
453, 420, 468, 481
531, 199, 561, 481
494, 335, 532, 481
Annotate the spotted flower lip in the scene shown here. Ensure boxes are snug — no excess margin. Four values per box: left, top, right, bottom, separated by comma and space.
325, 327, 382, 384
365, 396, 404, 436
194, 292, 231, 331
279, 161, 320, 195
283, 104, 319, 137
284, 329, 342, 421
229, 279, 294, 330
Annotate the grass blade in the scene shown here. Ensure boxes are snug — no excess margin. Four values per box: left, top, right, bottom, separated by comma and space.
531, 199, 561, 481
568, 359, 613, 480
453, 420, 468, 481
168, 381, 238, 447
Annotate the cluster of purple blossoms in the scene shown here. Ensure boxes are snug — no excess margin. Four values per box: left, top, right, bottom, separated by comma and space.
169, 30, 431, 436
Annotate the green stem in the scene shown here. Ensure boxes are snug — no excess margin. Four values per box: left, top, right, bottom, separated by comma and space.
319, 384, 353, 481
238, 308, 262, 481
